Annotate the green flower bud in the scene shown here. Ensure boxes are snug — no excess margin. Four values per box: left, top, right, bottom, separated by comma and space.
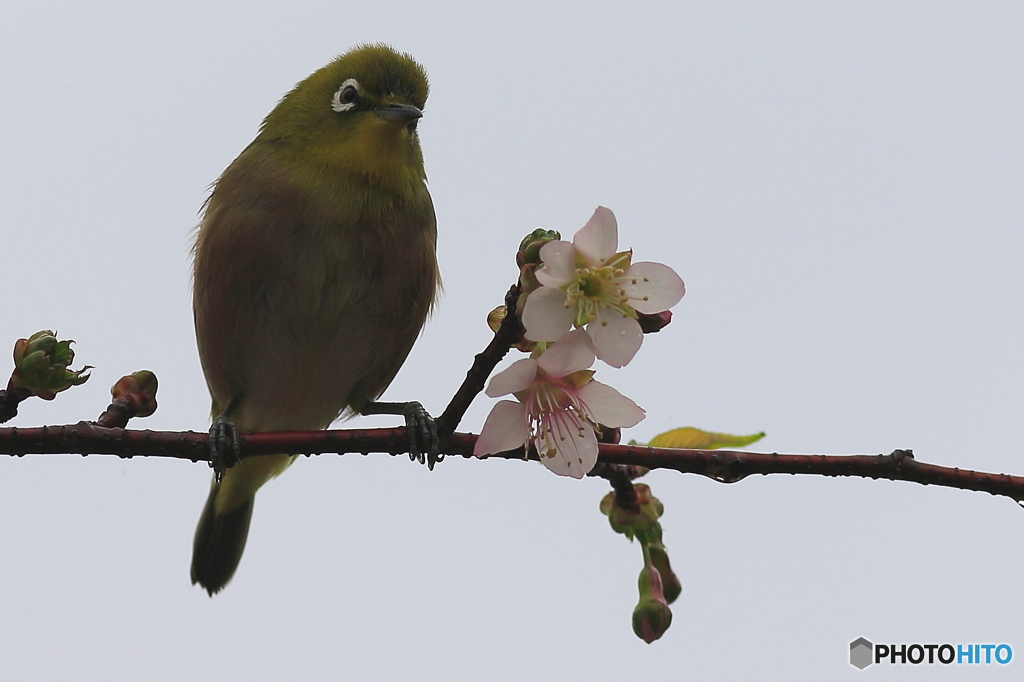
8, 330, 91, 400
646, 543, 681, 605
632, 562, 673, 644
516, 228, 561, 268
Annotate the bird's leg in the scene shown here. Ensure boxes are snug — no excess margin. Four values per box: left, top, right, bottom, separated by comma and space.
209, 397, 242, 482
362, 400, 440, 469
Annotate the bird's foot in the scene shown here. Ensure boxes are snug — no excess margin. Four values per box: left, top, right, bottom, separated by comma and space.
209, 415, 241, 482
402, 401, 440, 469
363, 400, 441, 469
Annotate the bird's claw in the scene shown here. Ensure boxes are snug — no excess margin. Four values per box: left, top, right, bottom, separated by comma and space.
403, 401, 441, 470
209, 415, 241, 482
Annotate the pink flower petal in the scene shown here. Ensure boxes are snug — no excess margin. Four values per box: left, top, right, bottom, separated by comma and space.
586, 308, 643, 368
474, 401, 530, 456
619, 262, 685, 314
573, 207, 618, 265
536, 329, 595, 377
522, 286, 575, 342
578, 380, 646, 428
536, 412, 599, 478
536, 241, 576, 287
485, 358, 538, 397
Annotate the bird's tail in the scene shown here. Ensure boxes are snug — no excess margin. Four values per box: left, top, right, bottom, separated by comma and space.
190, 479, 254, 596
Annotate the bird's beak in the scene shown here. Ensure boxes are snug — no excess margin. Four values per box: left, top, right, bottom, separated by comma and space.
376, 103, 423, 122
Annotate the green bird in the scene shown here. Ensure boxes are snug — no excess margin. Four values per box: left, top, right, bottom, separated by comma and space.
190, 44, 440, 595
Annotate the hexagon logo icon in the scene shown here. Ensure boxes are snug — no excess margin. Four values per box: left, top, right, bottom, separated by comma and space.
850, 637, 873, 669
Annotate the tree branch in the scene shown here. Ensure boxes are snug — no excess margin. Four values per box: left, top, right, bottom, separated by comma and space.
435, 284, 522, 435
1, 424, 1021, 503
4, 292, 1022, 507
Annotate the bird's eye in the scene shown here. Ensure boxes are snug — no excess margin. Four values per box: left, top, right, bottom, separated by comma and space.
339, 85, 358, 104
331, 79, 361, 112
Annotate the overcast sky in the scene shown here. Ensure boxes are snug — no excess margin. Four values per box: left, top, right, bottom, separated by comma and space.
2, 1, 1023, 679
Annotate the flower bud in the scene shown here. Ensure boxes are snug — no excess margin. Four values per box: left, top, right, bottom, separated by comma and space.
486, 306, 506, 333
516, 228, 561, 268
110, 370, 159, 418
632, 562, 673, 643
488, 305, 536, 353
8, 330, 91, 400
646, 543, 681, 604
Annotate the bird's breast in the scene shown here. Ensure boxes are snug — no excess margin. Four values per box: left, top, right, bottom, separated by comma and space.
193, 150, 438, 430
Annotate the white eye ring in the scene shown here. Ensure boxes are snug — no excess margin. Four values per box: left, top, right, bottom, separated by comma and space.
331, 78, 360, 112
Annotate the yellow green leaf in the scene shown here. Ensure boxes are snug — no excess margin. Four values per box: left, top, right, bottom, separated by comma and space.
644, 427, 765, 450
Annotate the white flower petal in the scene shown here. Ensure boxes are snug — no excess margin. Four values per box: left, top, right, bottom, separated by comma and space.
485, 358, 537, 397
537, 329, 595, 377
536, 241, 576, 287
573, 206, 618, 265
474, 401, 530, 456
522, 286, 575, 342
536, 412, 599, 478
586, 308, 643, 368
578, 380, 646, 428
619, 262, 686, 314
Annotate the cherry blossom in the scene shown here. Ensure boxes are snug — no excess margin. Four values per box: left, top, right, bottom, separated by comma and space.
521, 207, 685, 368
473, 330, 645, 478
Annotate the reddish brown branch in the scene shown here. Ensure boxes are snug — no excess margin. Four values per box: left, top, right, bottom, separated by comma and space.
435, 285, 522, 435
94, 398, 138, 429
1, 425, 1022, 503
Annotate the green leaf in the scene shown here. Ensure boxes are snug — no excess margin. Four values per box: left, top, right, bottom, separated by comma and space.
643, 427, 765, 450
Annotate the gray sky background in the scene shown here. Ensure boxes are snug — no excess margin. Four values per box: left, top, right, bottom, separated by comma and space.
2, 1, 1023, 679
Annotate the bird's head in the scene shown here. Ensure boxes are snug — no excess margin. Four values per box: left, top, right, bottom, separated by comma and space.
258, 44, 429, 188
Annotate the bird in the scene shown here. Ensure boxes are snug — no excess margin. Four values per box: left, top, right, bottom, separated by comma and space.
190, 44, 440, 595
